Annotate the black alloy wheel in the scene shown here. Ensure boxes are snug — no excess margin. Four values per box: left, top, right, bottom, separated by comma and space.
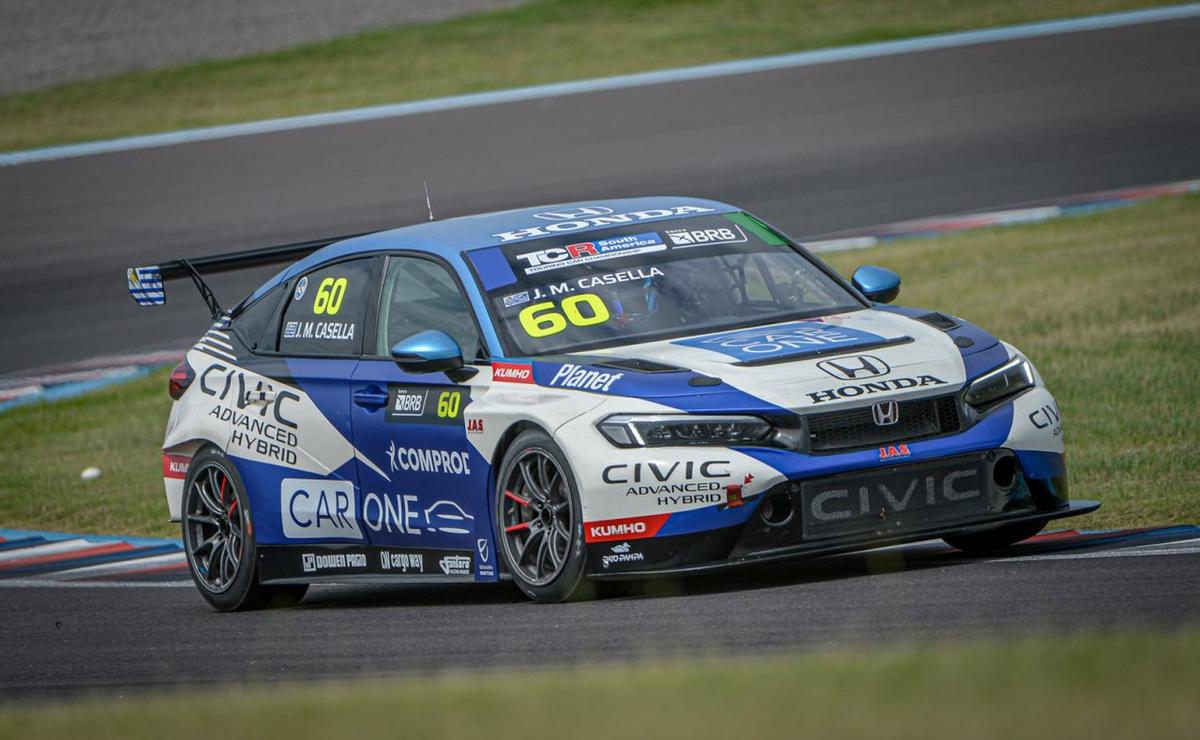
496, 430, 588, 602
181, 447, 307, 611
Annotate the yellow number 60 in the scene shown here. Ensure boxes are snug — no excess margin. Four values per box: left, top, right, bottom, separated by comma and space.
313, 277, 348, 315
518, 293, 609, 338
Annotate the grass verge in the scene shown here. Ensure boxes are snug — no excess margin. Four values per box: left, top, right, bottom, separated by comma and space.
0, 0, 1176, 151
0, 195, 1197, 537
2, 627, 1198, 738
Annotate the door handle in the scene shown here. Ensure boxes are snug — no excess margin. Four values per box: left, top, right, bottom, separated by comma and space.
353, 387, 389, 410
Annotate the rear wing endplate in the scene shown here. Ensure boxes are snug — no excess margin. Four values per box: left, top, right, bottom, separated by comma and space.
126, 232, 369, 319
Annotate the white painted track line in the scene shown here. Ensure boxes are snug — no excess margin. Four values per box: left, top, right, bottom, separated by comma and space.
0, 538, 91, 563
45, 552, 186, 581
2, 3, 1199, 166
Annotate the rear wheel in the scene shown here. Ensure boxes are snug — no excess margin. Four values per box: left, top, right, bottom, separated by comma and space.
495, 430, 588, 603
943, 520, 1046, 553
181, 447, 307, 611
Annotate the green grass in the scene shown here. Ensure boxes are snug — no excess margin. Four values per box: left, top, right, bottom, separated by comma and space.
0, 372, 176, 538
2, 627, 1198, 738
0, 0, 1177, 152
0, 195, 1197, 537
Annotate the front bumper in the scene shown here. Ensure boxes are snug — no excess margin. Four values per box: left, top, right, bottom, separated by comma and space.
586, 447, 1096, 579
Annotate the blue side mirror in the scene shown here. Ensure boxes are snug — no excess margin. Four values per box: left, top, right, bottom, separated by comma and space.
851, 265, 901, 304
390, 330, 464, 374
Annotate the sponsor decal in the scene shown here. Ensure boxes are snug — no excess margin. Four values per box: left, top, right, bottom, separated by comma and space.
492, 361, 533, 383
467, 418, 485, 434
476, 538, 495, 577
293, 276, 308, 301
515, 232, 666, 275
200, 363, 303, 465
673, 321, 885, 362
162, 453, 190, 480
872, 400, 900, 426
807, 375, 946, 404
879, 444, 911, 461
379, 550, 426, 573
199, 363, 300, 429
210, 405, 299, 465
439, 554, 473, 576
385, 387, 470, 425
282, 479, 364, 540
600, 541, 646, 569
301, 551, 369, 573
817, 354, 890, 381
602, 460, 732, 485
386, 440, 472, 476
502, 290, 531, 308
361, 494, 474, 536
547, 363, 623, 392
603, 460, 732, 505
493, 205, 717, 243
664, 224, 747, 248
585, 514, 670, 543
282, 320, 355, 341
1028, 401, 1062, 438
808, 468, 980, 523
390, 388, 426, 416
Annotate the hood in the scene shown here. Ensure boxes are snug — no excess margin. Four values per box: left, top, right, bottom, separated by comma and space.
528, 307, 1006, 414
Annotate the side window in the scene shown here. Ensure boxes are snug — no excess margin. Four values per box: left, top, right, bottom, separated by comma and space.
278, 258, 375, 356
377, 256, 482, 361
231, 284, 286, 352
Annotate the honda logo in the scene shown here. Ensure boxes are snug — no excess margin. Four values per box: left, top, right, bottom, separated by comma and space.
872, 401, 900, 426
533, 206, 614, 221
817, 354, 890, 380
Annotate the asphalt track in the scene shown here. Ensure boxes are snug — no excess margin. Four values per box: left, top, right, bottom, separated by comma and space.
2, 530, 1198, 699
2, 14, 1200, 376
1, 15, 1199, 700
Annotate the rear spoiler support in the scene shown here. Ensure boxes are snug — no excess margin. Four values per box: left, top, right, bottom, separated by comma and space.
126, 231, 370, 318
179, 259, 223, 320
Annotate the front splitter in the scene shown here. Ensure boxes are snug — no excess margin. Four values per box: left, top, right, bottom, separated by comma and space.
588, 499, 1100, 580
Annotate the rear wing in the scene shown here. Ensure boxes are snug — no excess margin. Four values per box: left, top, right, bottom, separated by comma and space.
126, 232, 369, 319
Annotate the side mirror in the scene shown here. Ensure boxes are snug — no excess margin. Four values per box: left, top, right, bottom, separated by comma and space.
390, 330, 464, 374
851, 265, 901, 304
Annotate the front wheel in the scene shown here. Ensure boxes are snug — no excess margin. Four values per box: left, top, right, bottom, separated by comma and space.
181, 447, 307, 611
943, 520, 1046, 553
495, 430, 589, 603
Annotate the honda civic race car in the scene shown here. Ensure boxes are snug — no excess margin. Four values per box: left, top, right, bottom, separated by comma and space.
127, 197, 1097, 611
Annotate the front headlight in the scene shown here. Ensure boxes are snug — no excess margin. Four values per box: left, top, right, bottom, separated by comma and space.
597, 414, 774, 448
964, 357, 1034, 410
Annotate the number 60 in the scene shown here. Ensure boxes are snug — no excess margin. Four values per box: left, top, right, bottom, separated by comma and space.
518, 293, 609, 338
313, 277, 347, 315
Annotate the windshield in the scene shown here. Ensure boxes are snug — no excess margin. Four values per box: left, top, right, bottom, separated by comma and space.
469, 212, 862, 356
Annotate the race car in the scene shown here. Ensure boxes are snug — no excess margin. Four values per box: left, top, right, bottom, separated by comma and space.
127, 197, 1097, 611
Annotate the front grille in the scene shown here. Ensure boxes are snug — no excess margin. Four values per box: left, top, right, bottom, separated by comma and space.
806, 394, 961, 453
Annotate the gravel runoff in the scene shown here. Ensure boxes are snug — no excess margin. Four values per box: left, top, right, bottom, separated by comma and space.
0, 0, 529, 94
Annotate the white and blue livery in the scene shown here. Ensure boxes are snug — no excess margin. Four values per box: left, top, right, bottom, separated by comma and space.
128, 197, 1096, 610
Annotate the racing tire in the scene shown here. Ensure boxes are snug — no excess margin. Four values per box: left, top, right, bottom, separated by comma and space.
495, 430, 589, 603
943, 520, 1046, 553
181, 447, 308, 611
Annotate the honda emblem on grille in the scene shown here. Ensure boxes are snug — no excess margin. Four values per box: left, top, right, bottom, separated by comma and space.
817, 354, 891, 380
872, 400, 900, 426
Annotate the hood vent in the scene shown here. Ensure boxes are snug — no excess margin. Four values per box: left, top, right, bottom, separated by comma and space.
915, 312, 960, 331
596, 358, 686, 374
